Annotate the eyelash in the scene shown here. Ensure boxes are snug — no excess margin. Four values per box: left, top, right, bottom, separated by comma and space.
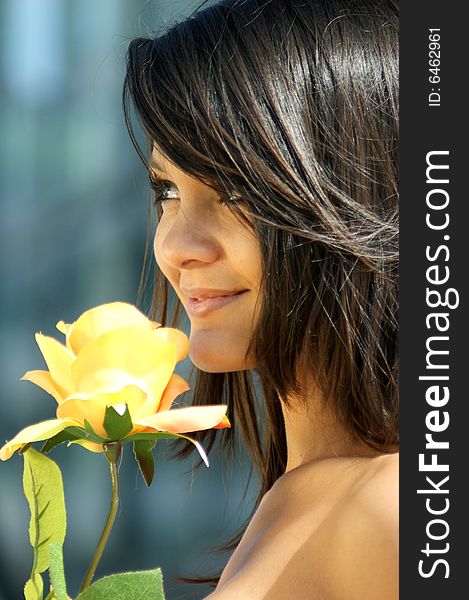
147, 172, 239, 207
147, 173, 178, 205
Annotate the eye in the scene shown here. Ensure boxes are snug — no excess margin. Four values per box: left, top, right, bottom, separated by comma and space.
147, 173, 179, 205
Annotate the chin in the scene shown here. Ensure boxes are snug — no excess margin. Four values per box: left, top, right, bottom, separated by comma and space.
189, 348, 243, 373
188, 329, 254, 373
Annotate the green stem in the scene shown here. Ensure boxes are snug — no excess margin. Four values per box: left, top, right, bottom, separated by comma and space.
79, 444, 121, 593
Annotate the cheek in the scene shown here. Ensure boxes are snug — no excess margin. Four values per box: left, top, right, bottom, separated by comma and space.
234, 224, 262, 279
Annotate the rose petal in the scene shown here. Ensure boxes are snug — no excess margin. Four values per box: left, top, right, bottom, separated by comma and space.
35, 334, 75, 396
67, 302, 154, 355
213, 415, 231, 429
56, 320, 72, 336
21, 369, 68, 404
153, 327, 189, 362
69, 439, 103, 453
72, 367, 152, 397
156, 373, 190, 414
71, 326, 176, 401
135, 405, 229, 434
0, 419, 78, 461
57, 384, 149, 437
56, 395, 108, 438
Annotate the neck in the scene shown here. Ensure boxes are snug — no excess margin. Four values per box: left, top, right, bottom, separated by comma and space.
281, 383, 382, 473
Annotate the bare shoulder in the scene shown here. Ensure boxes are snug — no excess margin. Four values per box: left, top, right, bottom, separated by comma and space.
320, 452, 399, 600
339, 451, 399, 525
206, 453, 399, 600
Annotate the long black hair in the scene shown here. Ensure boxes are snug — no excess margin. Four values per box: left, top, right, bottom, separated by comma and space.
123, 0, 399, 588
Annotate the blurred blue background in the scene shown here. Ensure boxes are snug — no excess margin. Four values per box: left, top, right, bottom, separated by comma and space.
0, 1, 258, 598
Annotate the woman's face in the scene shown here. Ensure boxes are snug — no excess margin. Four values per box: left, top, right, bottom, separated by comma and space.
151, 147, 262, 372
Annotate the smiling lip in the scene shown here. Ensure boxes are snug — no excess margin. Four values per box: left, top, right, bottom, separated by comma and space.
181, 288, 248, 317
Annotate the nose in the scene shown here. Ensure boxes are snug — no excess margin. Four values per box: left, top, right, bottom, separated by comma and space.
154, 210, 221, 270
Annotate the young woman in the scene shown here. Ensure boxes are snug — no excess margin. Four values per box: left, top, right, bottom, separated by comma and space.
123, 0, 399, 598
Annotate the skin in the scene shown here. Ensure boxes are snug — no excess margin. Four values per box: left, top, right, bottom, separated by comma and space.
209, 453, 399, 600
151, 148, 262, 373
151, 146, 399, 599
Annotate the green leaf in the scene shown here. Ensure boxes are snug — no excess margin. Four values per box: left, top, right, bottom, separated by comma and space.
133, 440, 156, 486
41, 428, 83, 454
103, 405, 133, 440
64, 426, 89, 438
23, 449, 67, 574
124, 432, 180, 442
24, 573, 43, 600
48, 543, 68, 600
76, 568, 165, 600
83, 420, 109, 443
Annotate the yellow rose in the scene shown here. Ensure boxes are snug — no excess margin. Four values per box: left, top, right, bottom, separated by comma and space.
0, 302, 229, 464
